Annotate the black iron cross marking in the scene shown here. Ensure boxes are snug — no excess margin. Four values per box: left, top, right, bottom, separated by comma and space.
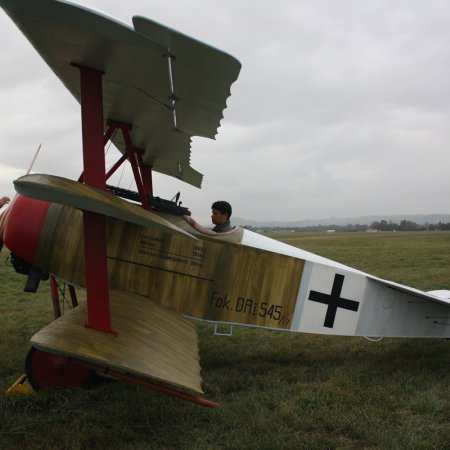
308, 274, 360, 328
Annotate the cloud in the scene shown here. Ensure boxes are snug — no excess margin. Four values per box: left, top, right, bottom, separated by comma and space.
1, 0, 450, 222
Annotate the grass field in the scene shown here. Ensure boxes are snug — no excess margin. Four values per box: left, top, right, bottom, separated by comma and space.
0, 232, 449, 449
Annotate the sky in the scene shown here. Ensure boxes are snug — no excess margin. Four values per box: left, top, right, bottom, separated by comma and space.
1, 0, 450, 225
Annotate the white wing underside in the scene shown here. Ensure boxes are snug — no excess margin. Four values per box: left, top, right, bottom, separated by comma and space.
0, 0, 241, 188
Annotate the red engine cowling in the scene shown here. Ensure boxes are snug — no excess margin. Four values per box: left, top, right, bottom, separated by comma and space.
4, 195, 50, 266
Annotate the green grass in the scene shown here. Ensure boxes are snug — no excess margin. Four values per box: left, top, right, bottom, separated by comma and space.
0, 233, 449, 450
271, 231, 450, 290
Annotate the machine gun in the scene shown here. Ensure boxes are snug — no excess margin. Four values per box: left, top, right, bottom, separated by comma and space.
106, 185, 191, 216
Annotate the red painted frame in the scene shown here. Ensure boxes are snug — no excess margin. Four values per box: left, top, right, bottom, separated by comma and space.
75, 65, 115, 334
74, 65, 154, 335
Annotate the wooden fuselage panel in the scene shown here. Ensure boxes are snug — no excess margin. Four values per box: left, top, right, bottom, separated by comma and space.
39, 205, 304, 330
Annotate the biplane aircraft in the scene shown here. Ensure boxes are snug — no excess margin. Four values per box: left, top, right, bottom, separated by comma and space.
1, 0, 449, 407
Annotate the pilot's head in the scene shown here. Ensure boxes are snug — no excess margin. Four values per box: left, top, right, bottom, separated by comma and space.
211, 201, 232, 225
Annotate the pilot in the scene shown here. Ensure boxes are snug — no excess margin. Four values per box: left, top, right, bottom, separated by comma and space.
211, 201, 234, 233
0, 196, 10, 208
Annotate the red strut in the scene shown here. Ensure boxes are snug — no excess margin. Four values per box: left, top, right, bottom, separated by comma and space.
75, 64, 116, 334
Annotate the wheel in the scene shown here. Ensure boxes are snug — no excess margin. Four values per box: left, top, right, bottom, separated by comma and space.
25, 346, 94, 390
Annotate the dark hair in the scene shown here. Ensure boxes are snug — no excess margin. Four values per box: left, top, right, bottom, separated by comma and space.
211, 201, 232, 219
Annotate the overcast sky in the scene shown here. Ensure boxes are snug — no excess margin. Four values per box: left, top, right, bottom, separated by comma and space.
1, 0, 450, 224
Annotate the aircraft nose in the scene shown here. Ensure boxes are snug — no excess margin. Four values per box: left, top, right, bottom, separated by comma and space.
4, 195, 50, 265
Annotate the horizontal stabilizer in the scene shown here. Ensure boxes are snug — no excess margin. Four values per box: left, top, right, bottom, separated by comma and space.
370, 276, 450, 307
427, 290, 450, 303
14, 174, 195, 239
31, 290, 203, 395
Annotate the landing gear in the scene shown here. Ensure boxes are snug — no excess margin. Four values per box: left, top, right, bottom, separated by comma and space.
25, 346, 94, 390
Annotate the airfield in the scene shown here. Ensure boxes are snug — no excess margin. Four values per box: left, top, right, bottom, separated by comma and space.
1, 231, 448, 450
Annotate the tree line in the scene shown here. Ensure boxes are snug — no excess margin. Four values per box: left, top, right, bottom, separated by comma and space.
368, 220, 450, 231
242, 220, 450, 233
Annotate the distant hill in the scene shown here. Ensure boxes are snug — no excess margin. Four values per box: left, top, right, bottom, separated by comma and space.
233, 214, 450, 228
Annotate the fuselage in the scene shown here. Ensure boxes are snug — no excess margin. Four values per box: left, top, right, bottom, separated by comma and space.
5, 194, 450, 338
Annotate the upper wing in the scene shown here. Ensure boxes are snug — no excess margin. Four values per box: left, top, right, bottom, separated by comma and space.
0, 0, 241, 187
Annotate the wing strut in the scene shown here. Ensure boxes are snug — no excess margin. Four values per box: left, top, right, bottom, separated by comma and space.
73, 65, 156, 335
78, 120, 154, 207
108, 120, 153, 208
74, 64, 116, 335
